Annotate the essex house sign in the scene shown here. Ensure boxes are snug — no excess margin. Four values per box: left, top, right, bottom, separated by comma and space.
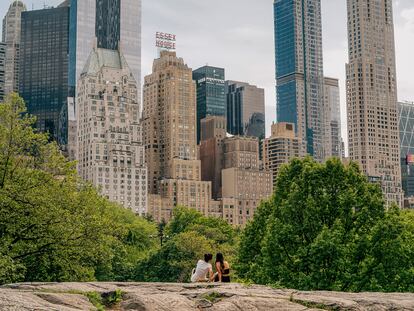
156, 32, 176, 51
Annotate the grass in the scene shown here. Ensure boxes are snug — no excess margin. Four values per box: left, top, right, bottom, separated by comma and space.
200, 291, 225, 303
35, 288, 124, 310
290, 297, 337, 311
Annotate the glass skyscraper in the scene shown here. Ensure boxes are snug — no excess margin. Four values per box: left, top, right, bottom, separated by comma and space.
274, 0, 325, 161
226, 81, 265, 140
398, 101, 414, 198
19, 3, 70, 145
193, 66, 226, 143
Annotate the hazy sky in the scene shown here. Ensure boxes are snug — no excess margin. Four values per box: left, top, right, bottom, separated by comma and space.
1, 0, 413, 143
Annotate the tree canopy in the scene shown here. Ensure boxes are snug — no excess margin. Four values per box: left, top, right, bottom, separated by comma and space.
135, 206, 239, 283
1, 95, 413, 292
0, 94, 157, 284
237, 157, 414, 292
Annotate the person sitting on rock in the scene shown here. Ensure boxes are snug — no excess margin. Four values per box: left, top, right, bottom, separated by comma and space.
191, 253, 216, 283
214, 253, 231, 283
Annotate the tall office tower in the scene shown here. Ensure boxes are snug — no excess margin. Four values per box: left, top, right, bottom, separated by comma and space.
274, 0, 325, 161
143, 51, 212, 222
398, 101, 414, 200
193, 66, 226, 143
263, 122, 302, 187
346, 0, 403, 206
19, 3, 70, 145
0, 42, 5, 102
76, 48, 148, 215
69, 0, 141, 100
324, 77, 342, 158
200, 116, 227, 199
226, 81, 265, 140
221, 136, 273, 226
2, 1, 26, 95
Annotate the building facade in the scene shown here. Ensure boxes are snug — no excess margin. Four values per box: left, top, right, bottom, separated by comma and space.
273, 0, 326, 161
398, 101, 414, 199
221, 136, 273, 226
143, 51, 212, 221
2, 0, 26, 96
324, 77, 342, 158
346, 0, 403, 206
221, 168, 273, 225
193, 66, 226, 143
19, 4, 70, 145
226, 81, 265, 140
223, 136, 260, 170
0, 42, 5, 102
69, 0, 141, 99
199, 116, 227, 199
76, 48, 147, 215
263, 122, 302, 187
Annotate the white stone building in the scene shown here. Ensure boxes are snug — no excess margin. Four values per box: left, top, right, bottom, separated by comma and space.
76, 48, 147, 215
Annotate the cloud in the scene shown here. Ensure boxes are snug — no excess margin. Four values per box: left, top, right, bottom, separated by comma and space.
395, 6, 414, 101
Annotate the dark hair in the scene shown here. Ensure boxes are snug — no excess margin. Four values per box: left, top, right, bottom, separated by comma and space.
204, 253, 213, 262
216, 253, 224, 268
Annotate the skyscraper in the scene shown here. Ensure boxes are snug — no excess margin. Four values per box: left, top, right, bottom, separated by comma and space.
193, 66, 226, 143
69, 0, 141, 100
0, 42, 5, 102
199, 116, 227, 199
324, 77, 342, 158
346, 0, 403, 205
226, 81, 265, 140
143, 51, 212, 221
2, 0, 26, 96
273, 0, 325, 161
76, 48, 148, 215
398, 101, 414, 199
19, 3, 70, 145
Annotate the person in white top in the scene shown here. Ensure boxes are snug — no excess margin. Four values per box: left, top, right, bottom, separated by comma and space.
191, 253, 215, 283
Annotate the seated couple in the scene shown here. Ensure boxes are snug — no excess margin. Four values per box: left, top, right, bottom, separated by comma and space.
191, 253, 230, 283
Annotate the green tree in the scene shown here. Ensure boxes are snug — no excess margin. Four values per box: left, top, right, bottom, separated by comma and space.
135, 207, 238, 282
0, 94, 157, 284
237, 157, 414, 292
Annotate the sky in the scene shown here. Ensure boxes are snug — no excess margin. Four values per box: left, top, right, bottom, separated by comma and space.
1, 0, 413, 144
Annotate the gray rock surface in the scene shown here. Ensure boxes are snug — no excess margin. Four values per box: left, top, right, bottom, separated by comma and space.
1, 282, 413, 310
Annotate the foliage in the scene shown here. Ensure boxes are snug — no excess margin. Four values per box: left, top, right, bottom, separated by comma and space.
0, 94, 157, 284
86, 292, 105, 311
237, 157, 414, 292
135, 207, 239, 282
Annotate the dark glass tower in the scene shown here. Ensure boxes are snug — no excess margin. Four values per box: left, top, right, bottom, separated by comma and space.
274, 0, 325, 161
96, 0, 121, 50
19, 3, 70, 145
193, 66, 226, 143
399, 101, 414, 198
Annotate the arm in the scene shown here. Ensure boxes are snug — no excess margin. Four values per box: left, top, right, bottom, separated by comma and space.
208, 266, 215, 282
215, 262, 222, 282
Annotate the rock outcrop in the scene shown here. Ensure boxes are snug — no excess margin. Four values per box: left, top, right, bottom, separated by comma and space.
1, 282, 414, 310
